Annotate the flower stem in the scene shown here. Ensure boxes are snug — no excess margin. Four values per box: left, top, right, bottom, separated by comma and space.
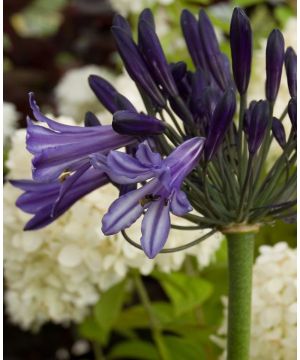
226, 231, 255, 360
132, 272, 170, 360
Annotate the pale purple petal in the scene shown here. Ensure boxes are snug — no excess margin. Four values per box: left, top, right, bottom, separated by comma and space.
170, 190, 192, 216
141, 199, 171, 258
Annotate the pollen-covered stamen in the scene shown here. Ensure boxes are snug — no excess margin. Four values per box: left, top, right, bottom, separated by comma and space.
58, 169, 72, 182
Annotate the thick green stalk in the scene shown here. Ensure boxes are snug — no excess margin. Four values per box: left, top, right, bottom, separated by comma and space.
226, 231, 255, 360
132, 272, 170, 360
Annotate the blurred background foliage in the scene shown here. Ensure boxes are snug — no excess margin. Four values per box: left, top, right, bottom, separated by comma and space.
3, 0, 296, 359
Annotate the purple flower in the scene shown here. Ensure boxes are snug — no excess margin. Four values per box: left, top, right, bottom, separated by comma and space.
230, 8, 252, 94
94, 137, 205, 258
11, 167, 108, 230
272, 117, 286, 148
27, 93, 135, 183
288, 97, 297, 132
198, 9, 232, 91
265, 29, 285, 102
111, 20, 166, 108
284, 47, 297, 98
138, 11, 179, 97
112, 110, 166, 136
204, 89, 236, 161
88, 75, 136, 113
244, 100, 269, 154
181, 10, 207, 71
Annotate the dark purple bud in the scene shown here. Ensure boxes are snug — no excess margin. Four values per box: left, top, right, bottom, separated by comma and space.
114, 93, 137, 112
111, 26, 166, 108
139, 8, 155, 28
84, 112, 101, 127
170, 62, 191, 102
243, 100, 257, 134
198, 9, 230, 91
230, 8, 252, 94
112, 14, 132, 35
284, 47, 297, 98
112, 110, 166, 136
138, 19, 178, 97
247, 100, 269, 154
288, 97, 297, 132
272, 117, 286, 148
181, 9, 207, 70
266, 29, 285, 102
88, 75, 118, 113
204, 89, 236, 161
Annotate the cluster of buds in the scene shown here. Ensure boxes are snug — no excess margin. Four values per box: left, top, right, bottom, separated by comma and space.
12, 8, 296, 258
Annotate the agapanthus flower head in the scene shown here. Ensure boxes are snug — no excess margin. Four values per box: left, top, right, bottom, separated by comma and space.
11, 7, 297, 258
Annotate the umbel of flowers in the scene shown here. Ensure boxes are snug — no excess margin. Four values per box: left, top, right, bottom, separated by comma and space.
11, 7, 296, 360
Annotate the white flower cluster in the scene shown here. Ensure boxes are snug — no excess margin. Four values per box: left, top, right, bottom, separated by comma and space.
3, 102, 20, 145
109, 0, 174, 16
4, 123, 222, 331
54, 65, 145, 121
212, 242, 296, 360
248, 18, 297, 166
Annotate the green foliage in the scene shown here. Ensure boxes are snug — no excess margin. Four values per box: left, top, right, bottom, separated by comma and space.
108, 340, 159, 360
163, 336, 206, 360
152, 271, 213, 315
78, 280, 127, 345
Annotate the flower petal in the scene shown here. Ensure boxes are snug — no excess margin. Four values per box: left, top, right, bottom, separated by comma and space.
170, 190, 192, 216
141, 199, 171, 258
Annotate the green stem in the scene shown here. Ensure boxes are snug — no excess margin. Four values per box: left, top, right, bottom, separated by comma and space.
226, 232, 255, 360
132, 272, 170, 360
92, 342, 106, 360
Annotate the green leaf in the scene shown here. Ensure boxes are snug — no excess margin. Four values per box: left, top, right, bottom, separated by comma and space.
92, 280, 127, 345
108, 340, 159, 360
152, 272, 213, 315
163, 336, 205, 360
77, 317, 104, 343
114, 302, 174, 330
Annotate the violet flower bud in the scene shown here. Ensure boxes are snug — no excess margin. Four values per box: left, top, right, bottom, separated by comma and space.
139, 8, 155, 28
272, 117, 286, 148
112, 110, 166, 136
198, 9, 231, 91
111, 25, 166, 108
84, 112, 101, 127
230, 7, 252, 94
266, 29, 285, 102
247, 100, 269, 154
88, 75, 118, 113
112, 14, 132, 35
288, 97, 297, 132
181, 9, 207, 70
138, 18, 178, 97
204, 89, 236, 161
284, 47, 297, 98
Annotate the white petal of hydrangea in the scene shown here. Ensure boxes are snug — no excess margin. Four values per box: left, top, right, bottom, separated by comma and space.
212, 242, 296, 360
3, 102, 20, 145
248, 18, 297, 167
4, 123, 222, 330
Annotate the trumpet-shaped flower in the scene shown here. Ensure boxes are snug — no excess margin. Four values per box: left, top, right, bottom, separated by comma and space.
93, 137, 205, 258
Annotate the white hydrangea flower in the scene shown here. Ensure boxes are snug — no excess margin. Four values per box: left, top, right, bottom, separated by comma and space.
109, 0, 174, 16
4, 123, 222, 330
248, 18, 297, 166
3, 102, 20, 145
212, 242, 296, 360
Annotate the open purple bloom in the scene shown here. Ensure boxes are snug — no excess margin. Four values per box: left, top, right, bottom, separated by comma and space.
265, 29, 285, 102
11, 167, 108, 230
27, 93, 135, 183
95, 137, 205, 258
230, 8, 252, 94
